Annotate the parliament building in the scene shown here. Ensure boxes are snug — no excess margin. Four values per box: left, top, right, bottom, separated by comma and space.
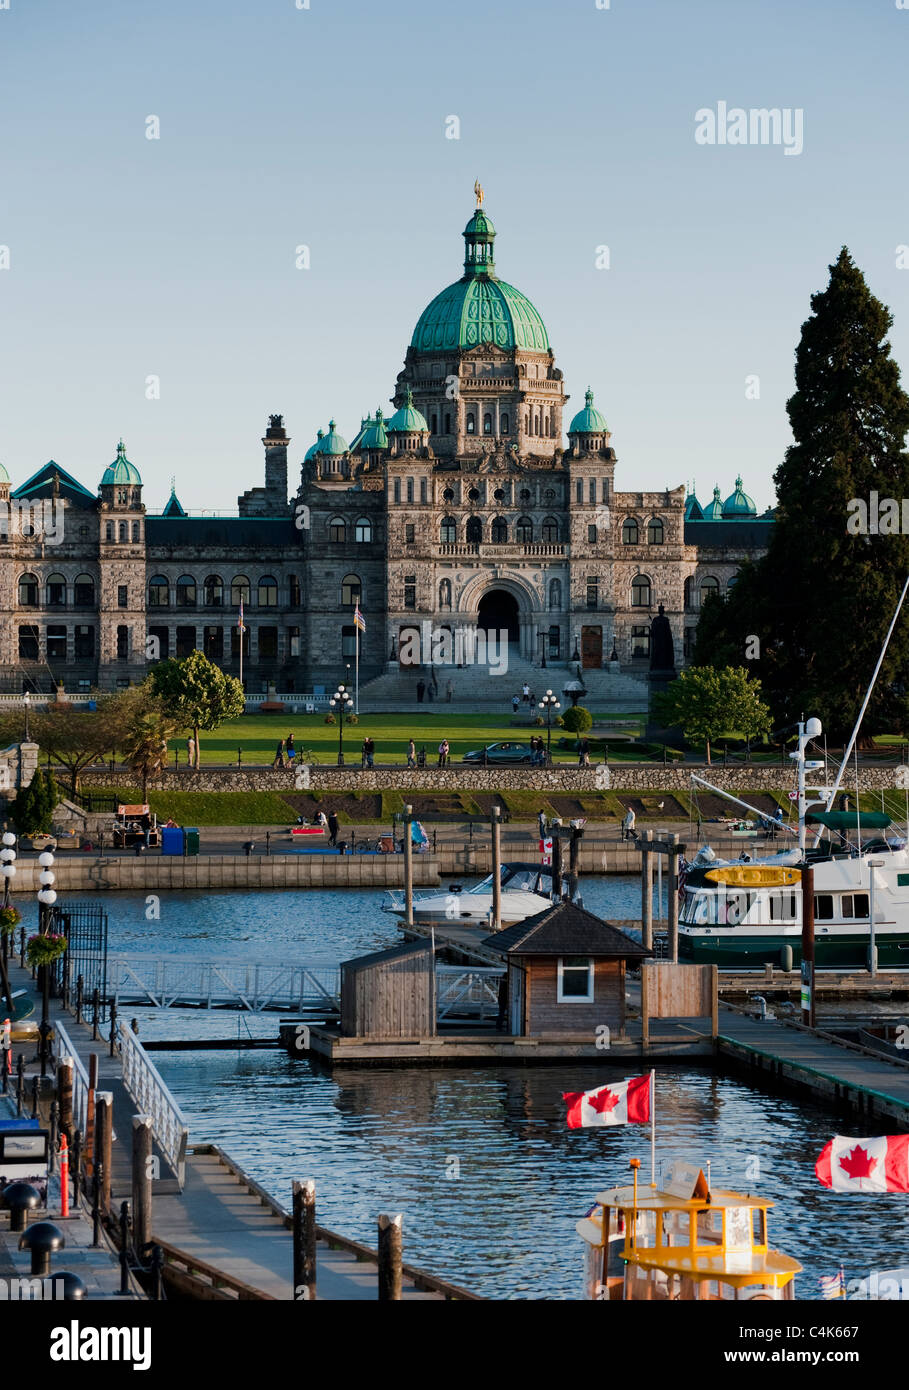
0, 198, 773, 699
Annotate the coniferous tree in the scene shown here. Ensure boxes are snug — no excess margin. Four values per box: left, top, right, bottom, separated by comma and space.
695, 249, 909, 739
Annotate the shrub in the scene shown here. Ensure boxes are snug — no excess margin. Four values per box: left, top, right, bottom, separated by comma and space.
346, 714, 359, 725
562, 705, 593, 735
0, 905, 21, 935
533, 715, 544, 727
323, 714, 335, 725
554, 715, 565, 728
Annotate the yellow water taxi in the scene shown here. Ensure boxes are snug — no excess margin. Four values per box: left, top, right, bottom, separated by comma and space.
577, 1159, 801, 1301
703, 865, 802, 888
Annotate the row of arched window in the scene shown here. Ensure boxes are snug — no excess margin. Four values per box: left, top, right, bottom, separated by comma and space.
465, 412, 510, 435
439, 515, 562, 544
684, 575, 733, 608
621, 518, 664, 545
104, 520, 141, 543
147, 575, 301, 608
328, 517, 374, 543
17, 574, 96, 607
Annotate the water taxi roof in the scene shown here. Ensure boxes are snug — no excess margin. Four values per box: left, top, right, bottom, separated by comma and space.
595, 1185, 773, 1211
807, 810, 890, 830
630, 1246, 802, 1283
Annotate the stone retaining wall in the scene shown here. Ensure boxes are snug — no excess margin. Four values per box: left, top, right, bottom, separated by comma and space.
78, 763, 904, 793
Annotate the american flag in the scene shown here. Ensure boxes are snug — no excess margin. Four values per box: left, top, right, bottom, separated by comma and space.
817, 1267, 846, 1300
354, 605, 366, 632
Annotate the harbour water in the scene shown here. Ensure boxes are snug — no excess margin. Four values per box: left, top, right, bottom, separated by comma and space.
55, 882, 909, 1299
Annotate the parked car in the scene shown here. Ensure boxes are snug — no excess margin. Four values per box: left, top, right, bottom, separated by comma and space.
462, 742, 534, 765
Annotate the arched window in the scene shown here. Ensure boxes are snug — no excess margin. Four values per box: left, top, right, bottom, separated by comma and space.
541, 516, 559, 542
341, 573, 361, 606
622, 518, 639, 545
46, 574, 67, 607
700, 575, 720, 605
74, 574, 95, 607
440, 516, 457, 543
483, 413, 493, 435
257, 576, 278, 607
18, 573, 38, 606
647, 517, 665, 545
230, 575, 250, 607
132, 521, 140, 542
631, 574, 652, 608
491, 516, 508, 543
439, 579, 452, 609
355, 517, 372, 543
548, 625, 561, 658
148, 575, 170, 608
118, 521, 127, 542
549, 578, 562, 609
466, 516, 482, 544
466, 413, 476, 434
329, 517, 346, 543
444, 412, 451, 434
176, 575, 196, 607
501, 413, 509, 433
516, 516, 533, 543
105, 522, 113, 541
443, 488, 455, 501
727, 574, 738, 590
684, 576, 693, 610
204, 575, 223, 607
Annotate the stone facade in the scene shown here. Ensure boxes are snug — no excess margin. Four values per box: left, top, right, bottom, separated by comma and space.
0, 202, 772, 696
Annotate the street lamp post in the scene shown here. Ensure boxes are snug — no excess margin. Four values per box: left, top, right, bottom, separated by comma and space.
23, 691, 31, 743
36, 850, 56, 1077
1, 831, 17, 1013
330, 684, 354, 766
538, 690, 560, 762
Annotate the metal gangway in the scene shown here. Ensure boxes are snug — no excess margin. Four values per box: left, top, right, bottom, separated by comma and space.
107, 954, 504, 1019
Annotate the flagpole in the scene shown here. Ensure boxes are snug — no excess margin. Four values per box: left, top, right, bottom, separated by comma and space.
239, 600, 244, 692
356, 620, 360, 715
650, 1069, 656, 1188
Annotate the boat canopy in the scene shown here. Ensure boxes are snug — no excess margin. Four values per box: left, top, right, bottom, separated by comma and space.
806, 811, 891, 831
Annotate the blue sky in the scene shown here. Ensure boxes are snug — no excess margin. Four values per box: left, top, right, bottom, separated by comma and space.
0, 0, 907, 513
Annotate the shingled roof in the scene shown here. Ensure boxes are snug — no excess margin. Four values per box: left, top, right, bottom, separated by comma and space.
482, 901, 650, 958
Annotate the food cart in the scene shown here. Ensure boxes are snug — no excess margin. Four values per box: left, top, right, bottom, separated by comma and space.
112, 804, 160, 848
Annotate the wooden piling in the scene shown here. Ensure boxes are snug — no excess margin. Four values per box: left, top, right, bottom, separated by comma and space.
132, 1115, 154, 1251
668, 833, 680, 963
641, 830, 653, 950
568, 822, 583, 901
85, 1052, 98, 1174
94, 1090, 113, 1214
377, 1212, 403, 1301
491, 806, 502, 930
551, 826, 563, 902
57, 1056, 73, 1141
403, 803, 414, 929
801, 863, 815, 1028
292, 1179, 317, 1302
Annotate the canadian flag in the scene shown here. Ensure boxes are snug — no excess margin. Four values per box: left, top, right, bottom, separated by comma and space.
563, 1075, 651, 1129
815, 1135, 909, 1193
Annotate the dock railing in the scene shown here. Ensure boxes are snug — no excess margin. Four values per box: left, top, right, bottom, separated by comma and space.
51, 1020, 91, 1134
117, 1020, 189, 1187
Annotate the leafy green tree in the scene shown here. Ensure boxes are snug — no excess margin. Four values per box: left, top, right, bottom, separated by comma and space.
695, 249, 909, 739
122, 710, 178, 799
653, 666, 771, 765
561, 705, 593, 735
11, 772, 55, 835
148, 651, 245, 768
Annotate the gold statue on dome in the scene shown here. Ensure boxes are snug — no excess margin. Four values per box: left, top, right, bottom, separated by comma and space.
474, 180, 484, 208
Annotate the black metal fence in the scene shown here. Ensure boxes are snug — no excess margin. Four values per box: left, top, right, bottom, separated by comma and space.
52, 900, 109, 1017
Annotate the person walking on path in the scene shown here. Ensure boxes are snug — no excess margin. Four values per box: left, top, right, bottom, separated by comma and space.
538, 808, 547, 842
622, 807, 637, 842
446, 679, 453, 703
512, 693, 520, 715
578, 736, 590, 767
416, 679, 425, 703
272, 739, 286, 769
364, 737, 375, 768
438, 738, 450, 768
186, 735, 195, 768
522, 682, 530, 704
406, 738, 416, 767
327, 811, 339, 847
286, 734, 295, 765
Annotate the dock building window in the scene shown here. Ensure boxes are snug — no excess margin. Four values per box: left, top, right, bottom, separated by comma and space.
557, 957, 594, 1002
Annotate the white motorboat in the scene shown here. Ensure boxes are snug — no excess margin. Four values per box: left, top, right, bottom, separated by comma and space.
382, 861, 564, 927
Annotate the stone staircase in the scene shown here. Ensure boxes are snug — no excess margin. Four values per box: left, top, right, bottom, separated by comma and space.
359, 651, 649, 712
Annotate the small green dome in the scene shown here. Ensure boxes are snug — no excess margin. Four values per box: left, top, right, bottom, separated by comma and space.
101, 440, 141, 486
316, 420, 348, 456
723, 475, 757, 517
359, 409, 389, 450
411, 204, 549, 353
304, 429, 325, 462
569, 388, 608, 434
703, 485, 725, 521
0, 461, 9, 485
387, 389, 429, 434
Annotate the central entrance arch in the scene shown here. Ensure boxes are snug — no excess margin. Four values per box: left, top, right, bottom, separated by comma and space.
477, 589, 520, 643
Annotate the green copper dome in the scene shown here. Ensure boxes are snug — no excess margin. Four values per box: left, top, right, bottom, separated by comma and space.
703, 485, 725, 521
411, 207, 550, 354
316, 420, 348, 456
723, 475, 757, 517
359, 409, 389, 450
101, 440, 141, 486
387, 389, 429, 434
304, 429, 325, 462
684, 489, 704, 521
0, 461, 9, 485
569, 388, 608, 434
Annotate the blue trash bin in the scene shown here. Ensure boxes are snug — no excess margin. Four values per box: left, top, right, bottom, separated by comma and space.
161, 827, 183, 856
